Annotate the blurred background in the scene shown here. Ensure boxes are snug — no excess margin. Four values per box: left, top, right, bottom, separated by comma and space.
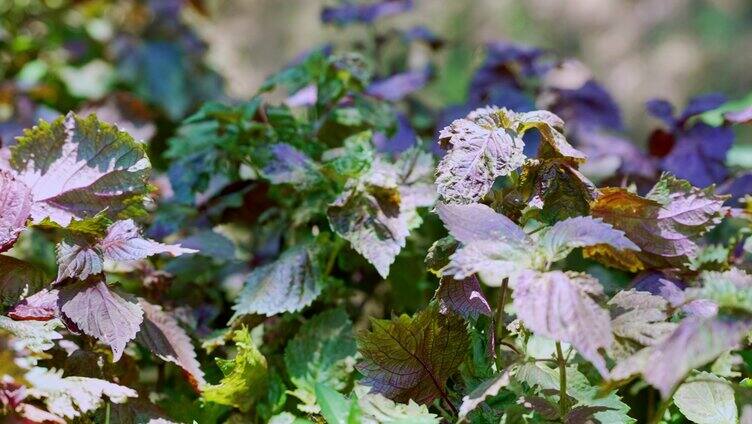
192, 0, 752, 138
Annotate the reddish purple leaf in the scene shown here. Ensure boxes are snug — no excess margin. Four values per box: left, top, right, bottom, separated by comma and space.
8, 289, 59, 321
0, 170, 31, 252
136, 299, 206, 390
436, 275, 492, 319
59, 280, 143, 361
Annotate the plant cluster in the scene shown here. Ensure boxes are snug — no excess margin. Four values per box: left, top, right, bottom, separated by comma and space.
1, 1, 752, 423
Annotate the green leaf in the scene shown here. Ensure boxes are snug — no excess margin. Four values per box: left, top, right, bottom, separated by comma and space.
284, 308, 357, 413
232, 245, 322, 318
354, 385, 439, 424
688, 268, 752, 313
0, 255, 47, 312
356, 303, 469, 405
202, 328, 268, 412
314, 383, 361, 424
673, 372, 737, 424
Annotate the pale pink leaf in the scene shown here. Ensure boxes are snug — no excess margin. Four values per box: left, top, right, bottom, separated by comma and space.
59, 280, 143, 361
100, 219, 197, 261
0, 170, 31, 252
434, 202, 527, 244
512, 270, 613, 377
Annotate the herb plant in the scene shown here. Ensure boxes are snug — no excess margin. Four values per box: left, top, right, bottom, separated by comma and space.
1, 1, 752, 423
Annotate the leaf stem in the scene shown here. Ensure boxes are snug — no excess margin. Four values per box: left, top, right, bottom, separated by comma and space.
494, 278, 509, 370
650, 391, 675, 424
555, 341, 568, 418
105, 402, 111, 424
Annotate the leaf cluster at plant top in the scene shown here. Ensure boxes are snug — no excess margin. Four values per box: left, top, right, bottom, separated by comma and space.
1, 0, 752, 423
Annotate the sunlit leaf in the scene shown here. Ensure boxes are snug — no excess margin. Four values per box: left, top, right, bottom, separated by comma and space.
58, 280, 144, 361
10, 113, 151, 226
436, 106, 526, 203
354, 385, 439, 424
24, 367, 137, 419
0, 170, 31, 252
538, 216, 639, 263
512, 270, 613, 376
202, 327, 268, 411
608, 290, 676, 359
585, 174, 728, 271
434, 202, 527, 244
0, 316, 62, 353
610, 314, 752, 397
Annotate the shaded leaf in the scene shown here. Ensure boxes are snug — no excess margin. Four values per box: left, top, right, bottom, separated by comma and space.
687, 268, 752, 313
10, 113, 151, 226
512, 270, 613, 376
457, 367, 513, 422
328, 172, 408, 278
321, 0, 413, 25
285, 309, 357, 413
436, 276, 492, 319
232, 245, 321, 318
356, 304, 469, 404
202, 327, 268, 411
673, 372, 737, 424
24, 367, 137, 419
0, 255, 48, 312
58, 280, 144, 361
0, 170, 31, 252
262, 143, 321, 187
136, 299, 206, 390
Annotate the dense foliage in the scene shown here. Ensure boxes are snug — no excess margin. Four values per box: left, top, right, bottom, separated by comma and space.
1, 1, 752, 423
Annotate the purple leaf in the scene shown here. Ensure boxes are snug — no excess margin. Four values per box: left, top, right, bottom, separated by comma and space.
100, 219, 196, 261
611, 314, 752, 397
59, 280, 144, 361
512, 270, 613, 377
136, 299, 206, 390
542, 80, 623, 132
632, 271, 686, 307
436, 275, 492, 319
0, 170, 31, 252
366, 68, 430, 101
373, 114, 417, 154
608, 290, 676, 358
646, 99, 676, 128
434, 202, 527, 244
436, 107, 526, 203
538, 216, 639, 263
725, 105, 752, 124
10, 113, 151, 226
56, 241, 102, 281
8, 289, 59, 321
718, 172, 752, 207
321, 0, 412, 25
661, 123, 733, 187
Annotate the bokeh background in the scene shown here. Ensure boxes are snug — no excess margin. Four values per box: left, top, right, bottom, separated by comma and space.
192, 0, 752, 139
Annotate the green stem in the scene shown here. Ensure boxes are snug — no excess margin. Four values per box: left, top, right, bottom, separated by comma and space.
494, 279, 509, 370
105, 402, 111, 424
555, 342, 568, 418
324, 239, 344, 276
650, 392, 674, 424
